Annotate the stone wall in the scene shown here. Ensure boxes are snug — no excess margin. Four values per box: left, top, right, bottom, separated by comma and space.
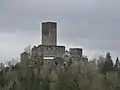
20, 52, 30, 64
69, 48, 83, 58
32, 45, 65, 58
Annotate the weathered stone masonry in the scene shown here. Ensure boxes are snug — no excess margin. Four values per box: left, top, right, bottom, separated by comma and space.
32, 45, 65, 58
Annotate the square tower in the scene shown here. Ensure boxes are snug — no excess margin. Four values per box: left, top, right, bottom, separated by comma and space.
42, 22, 57, 46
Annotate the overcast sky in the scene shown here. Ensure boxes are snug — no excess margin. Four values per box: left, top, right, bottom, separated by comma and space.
0, 0, 120, 62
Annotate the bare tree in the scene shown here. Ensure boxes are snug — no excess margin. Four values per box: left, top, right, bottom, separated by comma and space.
24, 45, 31, 55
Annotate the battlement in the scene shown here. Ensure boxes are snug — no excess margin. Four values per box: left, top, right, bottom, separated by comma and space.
42, 22, 57, 24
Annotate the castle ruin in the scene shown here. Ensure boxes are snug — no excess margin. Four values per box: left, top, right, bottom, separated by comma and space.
21, 22, 83, 61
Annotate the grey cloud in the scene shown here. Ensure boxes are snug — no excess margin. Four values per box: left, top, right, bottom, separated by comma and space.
0, 0, 120, 61
0, 0, 96, 31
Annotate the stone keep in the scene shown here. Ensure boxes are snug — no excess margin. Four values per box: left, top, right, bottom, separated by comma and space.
42, 22, 57, 46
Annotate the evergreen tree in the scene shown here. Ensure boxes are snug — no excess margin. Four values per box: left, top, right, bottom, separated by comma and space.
115, 57, 120, 71
101, 52, 114, 74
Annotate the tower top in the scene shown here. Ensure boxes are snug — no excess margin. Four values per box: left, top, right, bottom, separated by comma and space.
42, 22, 57, 24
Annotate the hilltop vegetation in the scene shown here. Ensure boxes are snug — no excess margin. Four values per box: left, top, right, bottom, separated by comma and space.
0, 48, 120, 90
